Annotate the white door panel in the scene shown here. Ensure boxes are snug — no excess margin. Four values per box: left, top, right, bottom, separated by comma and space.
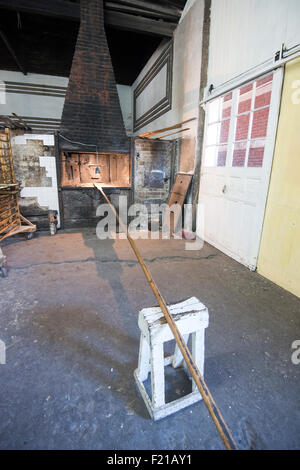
198, 69, 283, 269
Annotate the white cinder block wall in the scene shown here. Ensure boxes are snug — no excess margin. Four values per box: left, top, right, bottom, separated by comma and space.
12, 134, 61, 228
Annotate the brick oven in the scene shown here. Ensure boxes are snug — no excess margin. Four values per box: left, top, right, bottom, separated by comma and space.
58, 0, 131, 227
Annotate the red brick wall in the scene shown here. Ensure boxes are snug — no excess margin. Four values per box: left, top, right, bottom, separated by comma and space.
235, 114, 250, 140
251, 108, 270, 139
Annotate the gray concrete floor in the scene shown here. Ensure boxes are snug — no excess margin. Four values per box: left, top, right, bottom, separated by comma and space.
0, 228, 299, 450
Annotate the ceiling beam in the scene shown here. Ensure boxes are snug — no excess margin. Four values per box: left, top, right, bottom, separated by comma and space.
0, 0, 80, 21
0, 29, 27, 75
108, 0, 181, 18
105, 2, 179, 21
0, 0, 177, 37
105, 11, 176, 37
161, 0, 186, 9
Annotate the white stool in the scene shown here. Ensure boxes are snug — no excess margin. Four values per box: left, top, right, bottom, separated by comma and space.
134, 297, 209, 421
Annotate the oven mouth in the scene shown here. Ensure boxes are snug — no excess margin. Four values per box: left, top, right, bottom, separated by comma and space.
61, 151, 131, 188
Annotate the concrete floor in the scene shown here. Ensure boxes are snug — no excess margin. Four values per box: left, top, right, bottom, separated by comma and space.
0, 228, 299, 450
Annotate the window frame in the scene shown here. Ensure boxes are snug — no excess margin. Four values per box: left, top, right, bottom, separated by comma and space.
203, 72, 274, 169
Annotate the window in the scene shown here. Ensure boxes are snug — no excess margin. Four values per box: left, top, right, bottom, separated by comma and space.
204, 73, 273, 168
203, 92, 232, 167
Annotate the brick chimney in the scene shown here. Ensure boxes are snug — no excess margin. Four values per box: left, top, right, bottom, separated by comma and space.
60, 0, 129, 153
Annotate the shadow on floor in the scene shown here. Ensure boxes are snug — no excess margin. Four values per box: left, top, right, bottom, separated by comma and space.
30, 304, 149, 418
81, 229, 135, 320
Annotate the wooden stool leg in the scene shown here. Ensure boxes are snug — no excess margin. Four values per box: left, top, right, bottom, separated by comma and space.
137, 333, 150, 382
150, 342, 165, 408
172, 334, 189, 368
192, 329, 205, 392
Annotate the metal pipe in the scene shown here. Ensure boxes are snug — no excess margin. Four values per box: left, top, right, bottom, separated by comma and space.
94, 183, 238, 450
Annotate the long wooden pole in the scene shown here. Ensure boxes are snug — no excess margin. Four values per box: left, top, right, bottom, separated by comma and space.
153, 127, 190, 140
94, 183, 238, 450
138, 118, 196, 138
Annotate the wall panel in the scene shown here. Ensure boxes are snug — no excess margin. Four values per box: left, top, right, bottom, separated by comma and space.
257, 58, 300, 298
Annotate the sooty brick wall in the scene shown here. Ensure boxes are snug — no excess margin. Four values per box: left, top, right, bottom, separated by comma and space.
60, 0, 129, 154
12, 139, 53, 188
134, 139, 176, 211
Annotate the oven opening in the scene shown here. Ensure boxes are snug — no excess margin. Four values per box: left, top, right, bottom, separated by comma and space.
61, 151, 131, 188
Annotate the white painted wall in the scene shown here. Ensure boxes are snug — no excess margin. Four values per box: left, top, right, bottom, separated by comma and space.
207, 0, 300, 88
135, 63, 168, 120
132, 0, 205, 143
180, 0, 198, 22
0, 71, 67, 122
0, 71, 132, 134
116, 84, 133, 134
